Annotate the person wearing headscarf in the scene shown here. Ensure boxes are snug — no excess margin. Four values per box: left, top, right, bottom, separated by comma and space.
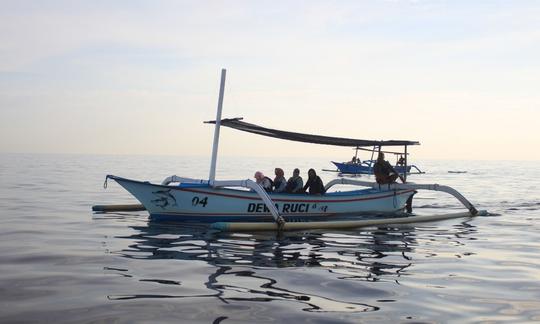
302, 168, 326, 195
273, 168, 287, 193
254, 171, 273, 193
285, 168, 304, 193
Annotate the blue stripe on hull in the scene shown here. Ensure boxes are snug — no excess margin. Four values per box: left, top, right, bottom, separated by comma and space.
150, 214, 275, 222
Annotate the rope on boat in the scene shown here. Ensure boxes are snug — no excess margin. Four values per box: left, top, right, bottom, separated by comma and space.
211, 210, 488, 232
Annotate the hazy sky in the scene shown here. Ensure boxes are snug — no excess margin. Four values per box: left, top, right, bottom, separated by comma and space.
1, 1, 539, 160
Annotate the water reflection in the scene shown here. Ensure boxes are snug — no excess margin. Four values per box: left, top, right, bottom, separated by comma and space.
116, 222, 418, 272
105, 218, 478, 315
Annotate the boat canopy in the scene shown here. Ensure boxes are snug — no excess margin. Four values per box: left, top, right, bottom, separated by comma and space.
206, 118, 420, 147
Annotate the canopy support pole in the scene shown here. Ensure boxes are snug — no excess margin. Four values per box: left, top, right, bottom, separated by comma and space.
368, 145, 377, 172
404, 145, 408, 182
209, 68, 227, 183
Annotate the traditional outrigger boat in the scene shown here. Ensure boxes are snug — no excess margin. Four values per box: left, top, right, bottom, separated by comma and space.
330, 146, 424, 175
98, 69, 482, 231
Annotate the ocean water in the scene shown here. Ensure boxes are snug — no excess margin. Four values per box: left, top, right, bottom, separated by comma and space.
1, 153, 539, 323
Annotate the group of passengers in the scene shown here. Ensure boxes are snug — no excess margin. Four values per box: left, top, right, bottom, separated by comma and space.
253, 168, 326, 195
253, 152, 404, 195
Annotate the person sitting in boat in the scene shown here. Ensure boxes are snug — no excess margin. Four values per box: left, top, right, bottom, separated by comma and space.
273, 168, 287, 193
373, 152, 405, 184
285, 168, 304, 193
348, 156, 360, 164
303, 168, 326, 195
254, 171, 273, 193
397, 156, 406, 166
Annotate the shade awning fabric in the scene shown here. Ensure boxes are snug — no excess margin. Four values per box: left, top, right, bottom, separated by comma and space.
206, 118, 420, 147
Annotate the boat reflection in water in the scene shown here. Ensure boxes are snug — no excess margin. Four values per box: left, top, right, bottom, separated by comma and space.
105, 219, 477, 319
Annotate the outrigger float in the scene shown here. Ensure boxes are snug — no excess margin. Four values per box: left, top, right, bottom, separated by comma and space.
95, 69, 485, 231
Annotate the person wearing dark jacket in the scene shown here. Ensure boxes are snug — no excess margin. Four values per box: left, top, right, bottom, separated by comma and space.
303, 168, 326, 195
373, 152, 405, 184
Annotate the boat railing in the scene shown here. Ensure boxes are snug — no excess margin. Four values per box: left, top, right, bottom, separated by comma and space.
325, 178, 478, 215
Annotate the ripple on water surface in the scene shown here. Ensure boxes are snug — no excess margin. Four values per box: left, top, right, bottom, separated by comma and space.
1, 155, 540, 323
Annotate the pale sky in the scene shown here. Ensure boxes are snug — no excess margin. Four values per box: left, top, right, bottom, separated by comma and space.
1, 1, 539, 160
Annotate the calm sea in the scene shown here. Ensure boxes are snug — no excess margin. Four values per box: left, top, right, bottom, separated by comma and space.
1, 153, 539, 323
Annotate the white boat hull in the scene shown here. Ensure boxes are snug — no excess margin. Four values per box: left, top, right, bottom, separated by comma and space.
109, 175, 415, 222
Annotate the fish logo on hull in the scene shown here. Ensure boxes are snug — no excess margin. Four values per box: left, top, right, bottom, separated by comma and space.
151, 189, 178, 209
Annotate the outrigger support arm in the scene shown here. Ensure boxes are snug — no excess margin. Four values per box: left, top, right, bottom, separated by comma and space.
410, 165, 425, 174
161, 175, 209, 186
209, 179, 286, 227
325, 179, 478, 215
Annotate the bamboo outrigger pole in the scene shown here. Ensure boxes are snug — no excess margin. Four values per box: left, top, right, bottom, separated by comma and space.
212, 210, 487, 232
